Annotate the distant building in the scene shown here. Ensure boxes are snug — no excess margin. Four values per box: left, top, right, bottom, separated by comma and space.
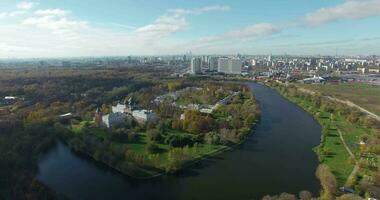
102, 112, 128, 128
100, 96, 156, 127
132, 109, 156, 124
303, 76, 325, 84
229, 58, 242, 74
369, 68, 380, 74
3, 96, 19, 105
251, 59, 256, 66
357, 67, 368, 74
190, 58, 202, 74
209, 57, 218, 72
217, 58, 242, 74
218, 58, 229, 73
112, 103, 126, 113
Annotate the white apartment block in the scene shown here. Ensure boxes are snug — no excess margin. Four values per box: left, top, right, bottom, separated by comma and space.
132, 109, 157, 124
218, 58, 242, 74
190, 58, 202, 74
102, 112, 127, 128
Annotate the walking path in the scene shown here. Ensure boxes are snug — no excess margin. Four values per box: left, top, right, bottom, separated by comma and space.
337, 127, 359, 186
337, 128, 354, 158
327, 96, 380, 122
298, 87, 380, 121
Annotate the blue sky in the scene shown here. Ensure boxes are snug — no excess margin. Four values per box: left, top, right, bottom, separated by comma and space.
0, 0, 380, 58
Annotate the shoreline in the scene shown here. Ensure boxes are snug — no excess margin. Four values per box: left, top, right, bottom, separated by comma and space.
61, 120, 260, 180
261, 81, 366, 187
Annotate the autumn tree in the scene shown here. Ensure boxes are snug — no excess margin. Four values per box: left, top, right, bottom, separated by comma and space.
316, 164, 337, 200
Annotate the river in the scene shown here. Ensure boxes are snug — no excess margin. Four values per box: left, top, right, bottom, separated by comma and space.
37, 82, 321, 200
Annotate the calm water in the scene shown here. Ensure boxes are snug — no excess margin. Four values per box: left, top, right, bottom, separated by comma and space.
37, 82, 321, 200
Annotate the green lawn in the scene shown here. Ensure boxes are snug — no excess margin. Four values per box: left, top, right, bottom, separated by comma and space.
127, 132, 226, 168
301, 83, 380, 116
71, 120, 94, 133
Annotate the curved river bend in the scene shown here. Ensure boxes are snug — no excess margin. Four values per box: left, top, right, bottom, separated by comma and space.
37, 82, 321, 200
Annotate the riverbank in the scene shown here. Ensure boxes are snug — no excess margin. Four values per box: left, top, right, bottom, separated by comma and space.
264, 81, 380, 195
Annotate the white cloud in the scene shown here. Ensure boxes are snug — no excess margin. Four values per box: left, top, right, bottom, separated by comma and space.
305, 0, 380, 26
135, 5, 230, 40
0, 11, 26, 19
35, 9, 71, 17
228, 23, 279, 38
111, 23, 136, 30
22, 9, 87, 34
179, 23, 279, 51
22, 16, 87, 32
135, 12, 187, 38
17, 1, 37, 10
168, 5, 231, 15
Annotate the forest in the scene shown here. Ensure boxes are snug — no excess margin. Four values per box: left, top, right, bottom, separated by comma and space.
0, 67, 171, 199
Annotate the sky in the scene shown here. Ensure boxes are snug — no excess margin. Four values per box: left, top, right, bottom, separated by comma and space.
0, 0, 380, 58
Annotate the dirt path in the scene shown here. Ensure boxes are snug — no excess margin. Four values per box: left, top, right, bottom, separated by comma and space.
326, 96, 380, 121
337, 128, 354, 158
337, 128, 359, 186
298, 87, 380, 121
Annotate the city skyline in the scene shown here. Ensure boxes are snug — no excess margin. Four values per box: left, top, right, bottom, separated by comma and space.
1, 0, 380, 58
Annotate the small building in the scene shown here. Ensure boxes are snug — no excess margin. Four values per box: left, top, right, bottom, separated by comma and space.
303, 76, 325, 84
4, 96, 17, 100
102, 112, 127, 128
369, 68, 380, 74
357, 67, 368, 74
59, 113, 73, 118
58, 113, 74, 124
339, 187, 354, 194
3, 96, 19, 105
112, 103, 127, 113
132, 109, 156, 124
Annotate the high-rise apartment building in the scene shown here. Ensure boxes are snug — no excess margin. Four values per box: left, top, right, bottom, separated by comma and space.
190, 57, 202, 74
218, 58, 242, 74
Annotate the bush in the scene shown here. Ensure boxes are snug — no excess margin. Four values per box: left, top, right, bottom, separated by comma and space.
316, 164, 337, 200
127, 131, 137, 142
164, 134, 197, 148
145, 141, 160, 154
147, 129, 161, 142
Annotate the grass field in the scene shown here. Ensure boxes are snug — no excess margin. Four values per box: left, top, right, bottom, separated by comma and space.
122, 132, 226, 168
70, 123, 227, 173
301, 83, 380, 116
